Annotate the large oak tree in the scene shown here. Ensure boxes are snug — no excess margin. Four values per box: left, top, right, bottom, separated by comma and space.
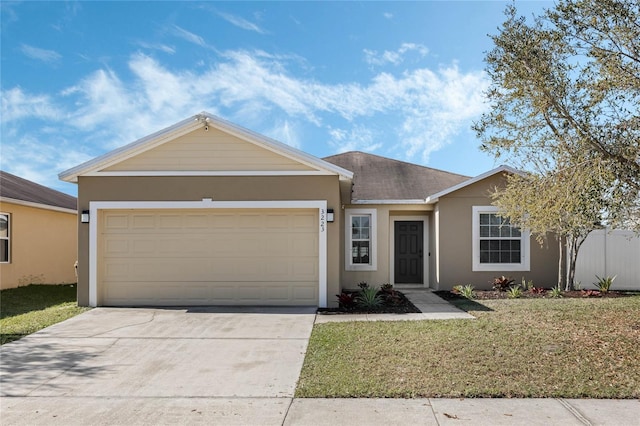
474, 0, 640, 289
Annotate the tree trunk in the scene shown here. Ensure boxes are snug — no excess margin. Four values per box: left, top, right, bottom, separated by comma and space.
567, 243, 578, 291
557, 236, 564, 290
565, 233, 590, 291
565, 236, 577, 291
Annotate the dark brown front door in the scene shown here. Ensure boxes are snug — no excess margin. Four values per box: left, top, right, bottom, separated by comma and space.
394, 221, 423, 284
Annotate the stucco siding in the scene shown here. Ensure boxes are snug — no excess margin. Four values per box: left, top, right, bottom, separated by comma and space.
339, 204, 432, 292
0, 202, 77, 289
434, 173, 559, 290
102, 128, 315, 172
77, 175, 341, 306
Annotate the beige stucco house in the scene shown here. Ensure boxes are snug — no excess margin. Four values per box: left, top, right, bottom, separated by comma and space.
0, 171, 78, 289
60, 112, 559, 307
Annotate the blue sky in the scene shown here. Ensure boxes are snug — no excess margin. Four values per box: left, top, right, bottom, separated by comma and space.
1, 1, 551, 196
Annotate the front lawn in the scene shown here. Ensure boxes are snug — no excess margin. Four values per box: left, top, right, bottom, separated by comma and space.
0, 284, 89, 345
296, 296, 640, 398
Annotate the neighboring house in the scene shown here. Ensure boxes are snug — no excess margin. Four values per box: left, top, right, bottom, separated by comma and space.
59, 112, 559, 308
0, 171, 78, 290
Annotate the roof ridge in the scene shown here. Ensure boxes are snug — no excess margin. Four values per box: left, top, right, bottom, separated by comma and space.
323, 151, 471, 178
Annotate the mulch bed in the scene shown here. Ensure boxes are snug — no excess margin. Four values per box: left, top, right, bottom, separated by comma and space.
317, 290, 421, 315
435, 289, 637, 301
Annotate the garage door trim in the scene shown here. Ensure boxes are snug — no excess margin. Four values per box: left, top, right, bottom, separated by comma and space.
88, 199, 328, 308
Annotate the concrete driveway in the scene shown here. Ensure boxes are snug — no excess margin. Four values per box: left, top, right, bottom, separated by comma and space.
0, 306, 316, 425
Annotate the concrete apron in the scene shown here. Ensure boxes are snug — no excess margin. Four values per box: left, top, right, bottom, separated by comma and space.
0, 307, 316, 425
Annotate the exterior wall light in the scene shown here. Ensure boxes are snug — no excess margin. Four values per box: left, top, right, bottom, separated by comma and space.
327, 208, 334, 222
81, 210, 90, 223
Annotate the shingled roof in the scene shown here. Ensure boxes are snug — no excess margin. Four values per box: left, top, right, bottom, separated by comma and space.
0, 171, 77, 211
323, 151, 470, 202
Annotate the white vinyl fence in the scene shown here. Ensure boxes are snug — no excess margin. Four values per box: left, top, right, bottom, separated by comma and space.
574, 229, 640, 291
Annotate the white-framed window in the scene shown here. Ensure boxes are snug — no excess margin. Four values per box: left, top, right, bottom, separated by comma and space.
0, 213, 9, 263
472, 206, 530, 272
345, 208, 377, 271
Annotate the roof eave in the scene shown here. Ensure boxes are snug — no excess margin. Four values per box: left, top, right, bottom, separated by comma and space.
0, 197, 77, 214
59, 115, 201, 183
351, 199, 427, 205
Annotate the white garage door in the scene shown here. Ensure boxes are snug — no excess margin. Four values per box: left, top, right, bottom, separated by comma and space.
99, 209, 319, 306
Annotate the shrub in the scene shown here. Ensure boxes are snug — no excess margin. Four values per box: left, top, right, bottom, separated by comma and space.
379, 283, 394, 294
521, 277, 535, 291
549, 287, 563, 298
356, 287, 383, 309
492, 276, 514, 291
581, 289, 602, 298
594, 275, 616, 293
336, 292, 356, 308
530, 286, 546, 295
507, 285, 523, 299
382, 291, 402, 305
453, 284, 475, 299
377, 284, 402, 305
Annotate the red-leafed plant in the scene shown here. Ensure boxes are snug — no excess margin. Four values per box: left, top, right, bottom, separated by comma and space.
581, 289, 602, 298
336, 292, 357, 307
492, 276, 515, 291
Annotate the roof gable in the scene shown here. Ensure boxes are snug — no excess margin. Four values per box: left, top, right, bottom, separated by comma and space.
60, 112, 353, 182
425, 165, 522, 204
101, 126, 316, 172
323, 151, 470, 203
0, 171, 77, 212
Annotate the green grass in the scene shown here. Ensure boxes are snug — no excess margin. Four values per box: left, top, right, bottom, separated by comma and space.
296, 296, 640, 399
1, 284, 89, 345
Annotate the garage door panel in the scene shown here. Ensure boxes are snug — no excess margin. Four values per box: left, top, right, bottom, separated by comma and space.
158, 214, 182, 228
102, 280, 318, 306
292, 259, 318, 278
105, 238, 129, 255
105, 214, 129, 229
183, 214, 209, 228
100, 209, 319, 306
104, 256, 316, 282
293, 285, 316, 302
132, 214, 156, 229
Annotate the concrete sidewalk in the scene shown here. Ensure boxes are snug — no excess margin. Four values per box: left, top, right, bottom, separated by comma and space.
3, 396, 637, 425
285, 398, 640, 426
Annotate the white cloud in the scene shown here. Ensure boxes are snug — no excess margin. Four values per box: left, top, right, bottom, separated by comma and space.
265, 120, 301, 149
129, 54, 196, 114
217, 11, 267, 34
3, 49, 489, 191
383, 12, 393, 19
206, 50, 323, 124
364, 43, 428, 66
135, 41, 176, 54
328, 125, 382, 153
0, 133, 91, 194
63, 68, 139, 134
20, 44, 62, 63
1, 87, 62, 122
171, 25, 207, 47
